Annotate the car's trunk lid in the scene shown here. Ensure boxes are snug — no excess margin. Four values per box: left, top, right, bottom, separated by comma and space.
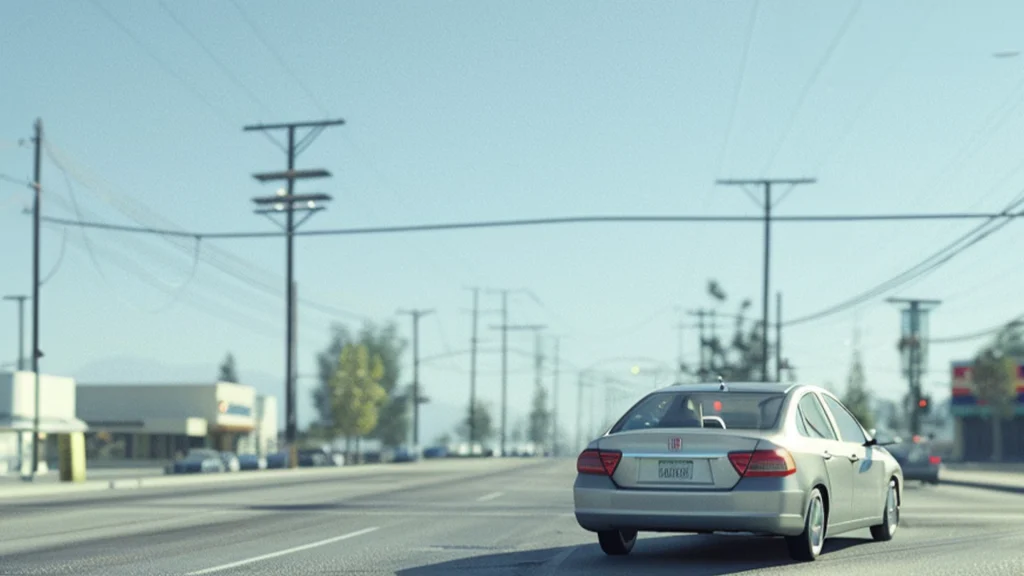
597, 429, 765, 490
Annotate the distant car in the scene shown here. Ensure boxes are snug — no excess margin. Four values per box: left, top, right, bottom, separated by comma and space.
422, 446, 448, 459
885, 440, 940, 485
237, 453, 267, 471
297, 448, 331, 467
391, 447, 419, 463
171, 449, 226, 474
574, 382, 903, 562
265, 452, 290, 469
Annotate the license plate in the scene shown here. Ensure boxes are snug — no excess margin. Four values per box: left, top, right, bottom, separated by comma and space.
657, 460, 694, 481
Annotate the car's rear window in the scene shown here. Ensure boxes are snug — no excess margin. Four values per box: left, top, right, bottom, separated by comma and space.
611, 391, 786, 433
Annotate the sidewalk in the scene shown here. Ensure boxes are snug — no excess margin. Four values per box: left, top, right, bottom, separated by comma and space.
940, 466, 1024, 495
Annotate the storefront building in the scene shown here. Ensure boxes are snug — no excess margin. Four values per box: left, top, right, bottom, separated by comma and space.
77, 381, 277, 463
0, 371, 89, 475
950, 360, 1024, 462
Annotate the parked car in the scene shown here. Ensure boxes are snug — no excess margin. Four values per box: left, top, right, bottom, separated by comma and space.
237, 453, 267, 471
297, 448, 331, 467
391, 446, 419, 463
220, 451, 241, 473
170, 449, 226, 474
422, 446, 448, 459
265, 451, 290, 469
574, 381, 903, 561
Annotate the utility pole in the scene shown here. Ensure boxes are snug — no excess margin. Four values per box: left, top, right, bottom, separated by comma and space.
488, 289, 511, 457
674, 307, 686, 381
888, 298, 940, 437
489, 312, 545, 455
550, 336, 560, 456
398, 308, 434, 447
3, 296, 28, 371
29, 119, 43, 480
245, 118, 343, 468
467, 288, 480, 447
717, 177, 816, 381
688, 309, 708, 380
776, 292, 783, 382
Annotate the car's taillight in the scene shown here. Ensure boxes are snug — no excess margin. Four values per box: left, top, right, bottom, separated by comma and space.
929, 455, 941, 465
728, 449, 797, 477
576, 449, 622, 476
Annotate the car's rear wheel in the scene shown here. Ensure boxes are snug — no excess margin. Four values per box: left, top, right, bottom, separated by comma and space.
597, 529, 637, 556
786, 488, 826, 561
870, 479, 899, 541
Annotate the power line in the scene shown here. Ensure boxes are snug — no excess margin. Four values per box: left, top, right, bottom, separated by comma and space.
928, 316, 1024, 345
43, 141, 369, 323
32, 210, 1024, 240
709, 0, 761, 186
87, 0, 236, 130
759, 0, 863, 175
228, 0, 329, 115
785, 190, 1024, 328
156, 0, 275, 117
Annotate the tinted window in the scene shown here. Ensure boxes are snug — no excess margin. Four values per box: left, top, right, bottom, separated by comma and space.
823, 396, 867, 444
797, 394, 837, 440
612, 391, 785, 432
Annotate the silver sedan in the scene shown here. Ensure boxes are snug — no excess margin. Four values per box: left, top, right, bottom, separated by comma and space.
573, 381, 903, 561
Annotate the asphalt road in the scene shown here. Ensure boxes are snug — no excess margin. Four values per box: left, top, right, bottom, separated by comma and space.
1, 458, 1022, 576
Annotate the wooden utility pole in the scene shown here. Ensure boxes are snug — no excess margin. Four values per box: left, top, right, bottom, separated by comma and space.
245, 118, 343, 467
717, 177, 816, 381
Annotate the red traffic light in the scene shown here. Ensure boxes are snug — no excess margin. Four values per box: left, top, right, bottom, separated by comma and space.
918, 399, 928, 408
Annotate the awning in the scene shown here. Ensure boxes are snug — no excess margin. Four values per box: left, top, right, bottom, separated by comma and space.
0, 415, 89, 433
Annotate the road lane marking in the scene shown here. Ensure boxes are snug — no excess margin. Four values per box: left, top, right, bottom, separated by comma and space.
477, 491, 504, 502
185, 526, 379, 575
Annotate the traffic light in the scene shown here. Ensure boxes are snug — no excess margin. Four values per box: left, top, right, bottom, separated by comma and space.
917, 396, 931, 415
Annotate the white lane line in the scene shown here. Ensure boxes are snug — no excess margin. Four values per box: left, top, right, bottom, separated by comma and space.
185, 526, 379, 575
477, 491, 504, 502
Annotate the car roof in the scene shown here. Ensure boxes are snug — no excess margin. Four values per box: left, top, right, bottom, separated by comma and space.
658, 381, 800, 394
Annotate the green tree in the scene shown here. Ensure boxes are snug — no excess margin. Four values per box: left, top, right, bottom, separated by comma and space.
458, 400, 495, 444
528, 386, 551, 446
680, 279, 782, 383
327, 344, 387, 458
218, 353, 239, 383
314, 322, 409, 447
842, 347, 874, 431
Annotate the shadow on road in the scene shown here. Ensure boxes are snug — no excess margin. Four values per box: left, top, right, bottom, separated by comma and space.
397, 533, 876, 575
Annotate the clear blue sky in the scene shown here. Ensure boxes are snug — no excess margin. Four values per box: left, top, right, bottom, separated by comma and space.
4, 0, 1024, 436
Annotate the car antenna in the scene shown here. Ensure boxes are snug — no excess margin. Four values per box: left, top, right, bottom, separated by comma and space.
718, 375, 727, 391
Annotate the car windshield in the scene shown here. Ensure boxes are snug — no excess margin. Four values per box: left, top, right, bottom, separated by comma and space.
611, 391, 786, 433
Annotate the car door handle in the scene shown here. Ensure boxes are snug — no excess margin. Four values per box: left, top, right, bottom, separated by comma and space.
822, 451, 833, 460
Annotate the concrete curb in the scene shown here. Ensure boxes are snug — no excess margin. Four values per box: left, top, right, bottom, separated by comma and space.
941, 479, 1024, 496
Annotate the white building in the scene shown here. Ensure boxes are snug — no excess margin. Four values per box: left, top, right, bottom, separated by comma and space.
77, 381, 278, 463
0, 371, 89, 475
